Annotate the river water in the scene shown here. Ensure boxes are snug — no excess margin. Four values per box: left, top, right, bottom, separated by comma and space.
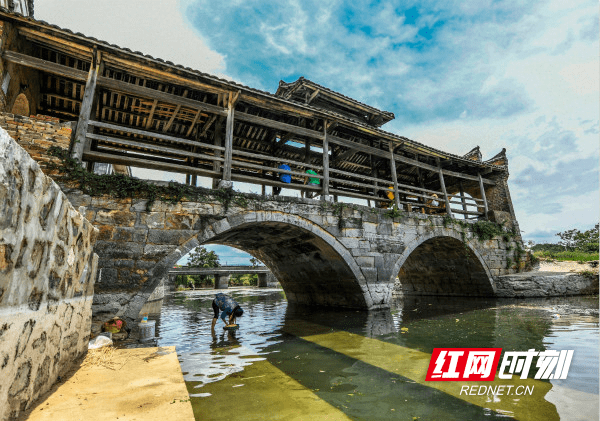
143, 288, 598, 421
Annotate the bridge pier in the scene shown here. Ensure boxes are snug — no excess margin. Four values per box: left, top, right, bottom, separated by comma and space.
215, 274, 230, 289
258, 273, 268, 287
168, 274, 177, 291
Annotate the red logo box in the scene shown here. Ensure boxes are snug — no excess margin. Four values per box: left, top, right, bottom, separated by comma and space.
425, 348, 502, 381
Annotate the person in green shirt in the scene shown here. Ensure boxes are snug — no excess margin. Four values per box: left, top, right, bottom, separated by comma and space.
303, 169, 320, 199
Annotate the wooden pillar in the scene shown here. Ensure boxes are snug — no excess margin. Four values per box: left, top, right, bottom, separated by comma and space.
302, 138, 311, 198
222, 92, 235, 183
416, 155, 425, 205
212, 116, 223, 189
370, 151, 378, 208
304, 138, 311, 164
478, 173, 489, 219
321, 120, 330, 199
436, 158, 453, 217
72, 49, 100, 161
388, 142, 401, 209
459, 181, 468, 215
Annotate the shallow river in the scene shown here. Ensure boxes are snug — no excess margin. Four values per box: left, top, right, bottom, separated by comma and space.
143, 289, 598, 421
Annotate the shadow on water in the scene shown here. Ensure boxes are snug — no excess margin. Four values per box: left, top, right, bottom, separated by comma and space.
123, 289, 598, 421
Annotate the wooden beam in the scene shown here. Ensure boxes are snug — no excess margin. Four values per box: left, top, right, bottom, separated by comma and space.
331, 146, 359, 167
86, 133, 224, 163
478, 173, 489, 219
328, 134, 496, 184
271, 132, 294, 155
186, 110, 202, 137
88, 120, 225, 151
198, 114, 217, 138
236, 111, 324, 141
72, 52, 99, 160
163, 90, 187, 133
144, 99, 158, 130
98, 76, 226, 116
82, 150, 221, 178
3, 50, 88, 81
306, 88, 320, 104
437, 158, 453, 218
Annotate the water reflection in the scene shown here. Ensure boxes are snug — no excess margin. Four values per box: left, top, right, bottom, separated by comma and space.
136, 288, 598, 420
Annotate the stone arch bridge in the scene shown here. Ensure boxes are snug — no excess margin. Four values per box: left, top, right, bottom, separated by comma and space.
62, 189, 522, 325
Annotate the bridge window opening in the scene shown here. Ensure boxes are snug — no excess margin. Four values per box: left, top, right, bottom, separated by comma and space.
449, 191, 479, 220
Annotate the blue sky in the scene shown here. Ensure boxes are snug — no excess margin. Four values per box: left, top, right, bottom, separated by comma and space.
38, 0, 598, 255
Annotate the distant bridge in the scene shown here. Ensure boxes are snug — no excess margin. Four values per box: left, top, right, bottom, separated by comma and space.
168, 266, 275, 288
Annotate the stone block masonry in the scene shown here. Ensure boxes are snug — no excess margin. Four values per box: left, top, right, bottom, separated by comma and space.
0, 113, 73, 176
0, 127, 98, 420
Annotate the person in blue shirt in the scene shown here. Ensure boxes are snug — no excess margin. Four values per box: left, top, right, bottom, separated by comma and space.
273, 163, 291, 196
211, 293, 243, 330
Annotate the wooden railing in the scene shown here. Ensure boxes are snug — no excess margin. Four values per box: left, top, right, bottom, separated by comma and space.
82, 119, 489, 218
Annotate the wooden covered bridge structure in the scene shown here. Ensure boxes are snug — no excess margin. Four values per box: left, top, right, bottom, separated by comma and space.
0, 7, 516, 221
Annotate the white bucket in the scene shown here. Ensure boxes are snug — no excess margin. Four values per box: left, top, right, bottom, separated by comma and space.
138, 320, 156, 341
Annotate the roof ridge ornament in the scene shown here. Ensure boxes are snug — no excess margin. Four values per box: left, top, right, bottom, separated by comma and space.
463, 146, 482, 162
485, 148, 508, 166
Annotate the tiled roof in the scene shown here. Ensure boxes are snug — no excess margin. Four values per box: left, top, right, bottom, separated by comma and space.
276, 76, 395, 123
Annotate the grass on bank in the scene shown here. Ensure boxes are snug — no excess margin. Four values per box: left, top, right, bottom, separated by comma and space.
532, 250, 599, 262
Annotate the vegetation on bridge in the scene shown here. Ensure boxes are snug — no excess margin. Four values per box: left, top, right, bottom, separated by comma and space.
47, 146, 250, 211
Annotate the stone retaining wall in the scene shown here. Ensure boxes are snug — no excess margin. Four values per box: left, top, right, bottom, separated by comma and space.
0, 113, 73, 174
495, 272, 599, 298
0, 127, 98, 419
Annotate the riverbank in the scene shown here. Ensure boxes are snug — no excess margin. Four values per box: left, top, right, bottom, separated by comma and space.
535, 258, 599, 274
19, 346, 194, 421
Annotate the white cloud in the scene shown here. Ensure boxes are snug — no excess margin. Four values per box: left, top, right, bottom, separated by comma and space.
34, 0, 226, 76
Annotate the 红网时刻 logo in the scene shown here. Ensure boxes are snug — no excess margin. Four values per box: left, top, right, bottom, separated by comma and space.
425, 348, 573, 381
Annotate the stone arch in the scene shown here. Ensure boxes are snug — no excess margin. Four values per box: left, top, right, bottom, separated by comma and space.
390, 230, 495, 297
11, 93, 29, 116
122, 211, 369, 321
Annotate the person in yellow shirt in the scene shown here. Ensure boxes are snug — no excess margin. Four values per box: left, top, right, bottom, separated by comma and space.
377, 186, 394, 208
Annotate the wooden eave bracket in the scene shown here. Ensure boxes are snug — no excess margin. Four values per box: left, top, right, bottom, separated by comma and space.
306, 88, 320, 104
229, 89, 241, 107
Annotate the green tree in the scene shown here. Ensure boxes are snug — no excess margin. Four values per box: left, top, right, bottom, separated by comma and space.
556, 228, 579, 251
574, 224, 599, 253
186, 246, 220, 288
556, 224, 599, 252
249, 257, 260, 268
188, 246, 221, 268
